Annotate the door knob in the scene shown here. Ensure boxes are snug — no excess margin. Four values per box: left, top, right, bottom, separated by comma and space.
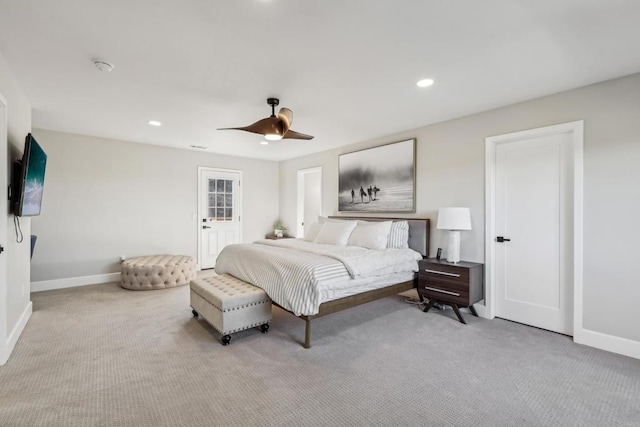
203, 226, 211, 229
496, 236, 511, 242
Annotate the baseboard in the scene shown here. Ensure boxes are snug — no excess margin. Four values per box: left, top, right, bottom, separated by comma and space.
1, 302, 32, 366
472, 301, 492, 319
31, 272, 121, 293
574, 328, 640, 360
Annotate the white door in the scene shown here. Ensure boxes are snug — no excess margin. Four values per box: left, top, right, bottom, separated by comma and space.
296, 167, 322, 237
198, 168, 241, 269
493, 129, 574, 335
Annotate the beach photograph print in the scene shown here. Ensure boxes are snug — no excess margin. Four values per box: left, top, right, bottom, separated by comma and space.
338, 139, 415, 212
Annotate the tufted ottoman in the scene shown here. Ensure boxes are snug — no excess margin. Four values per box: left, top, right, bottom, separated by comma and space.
190, 274, 272, 345
121, 255, 197, 290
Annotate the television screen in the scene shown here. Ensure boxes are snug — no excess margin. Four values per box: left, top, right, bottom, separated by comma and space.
15, 134, 47, 217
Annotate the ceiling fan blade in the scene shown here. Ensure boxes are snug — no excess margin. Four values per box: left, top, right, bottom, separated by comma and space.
282, 129, 314, 140
277, 108, 293, 133
217, 117, 279, 135
218, 100, 309, 140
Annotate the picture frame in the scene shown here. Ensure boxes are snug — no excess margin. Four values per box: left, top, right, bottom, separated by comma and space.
338, 138, 416, 213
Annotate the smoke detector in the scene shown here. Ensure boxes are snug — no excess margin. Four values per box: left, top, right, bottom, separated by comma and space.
93, 60, 114, 72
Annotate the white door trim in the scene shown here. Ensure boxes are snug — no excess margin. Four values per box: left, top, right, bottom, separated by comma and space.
196, 166, 243, 270
483, 121, 584, 338
296, 166, 323, 238
0, 93, 8, 364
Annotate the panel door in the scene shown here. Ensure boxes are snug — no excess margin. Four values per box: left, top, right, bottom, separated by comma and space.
199, 170, 241, 269
495, 132, 574, 335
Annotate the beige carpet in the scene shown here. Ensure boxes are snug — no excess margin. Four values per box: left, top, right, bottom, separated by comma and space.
0, 276, 639, 426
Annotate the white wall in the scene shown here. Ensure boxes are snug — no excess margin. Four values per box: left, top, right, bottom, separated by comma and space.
280, 73, 640, 352
0, 50, 32, 365
30, 129, 279, 283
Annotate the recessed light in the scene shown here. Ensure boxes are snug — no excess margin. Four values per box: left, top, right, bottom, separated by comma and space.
260, 141, 269, 145
416, 78, 434, 88
148, 120, 162, 126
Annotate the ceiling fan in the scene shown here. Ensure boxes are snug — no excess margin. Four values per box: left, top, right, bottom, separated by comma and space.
218, 98, 314, 141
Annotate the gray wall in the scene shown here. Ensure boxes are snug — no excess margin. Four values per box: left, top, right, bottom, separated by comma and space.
0, 50, 32, 357
30, 129, 280, 281
279, 72, 640, 344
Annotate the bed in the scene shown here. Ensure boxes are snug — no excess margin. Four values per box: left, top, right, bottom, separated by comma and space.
215, 217, 430, 348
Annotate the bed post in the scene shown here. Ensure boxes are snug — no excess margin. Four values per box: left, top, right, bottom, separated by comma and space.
304, 317, 311, 349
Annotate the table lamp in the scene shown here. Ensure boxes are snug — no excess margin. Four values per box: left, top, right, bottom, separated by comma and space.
437, 207, 472, 263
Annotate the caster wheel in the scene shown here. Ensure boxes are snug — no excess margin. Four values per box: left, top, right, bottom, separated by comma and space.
260, 323, 270, 333
221, 335, 231, 346
192, 309, 198, 317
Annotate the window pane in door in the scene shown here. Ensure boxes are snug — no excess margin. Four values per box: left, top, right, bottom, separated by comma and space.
208, 179, 216, 193
216, 179, 225, 192
225, 208, 233, 219
208, 208, 215, 218
225, 194, 232, 207
208, 194, 215, 208
216, 194, 224, 207
216, 208, 224, 218
225, 180, 233, 193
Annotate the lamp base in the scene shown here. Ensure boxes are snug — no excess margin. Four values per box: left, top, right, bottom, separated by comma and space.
447, 230, 461, 264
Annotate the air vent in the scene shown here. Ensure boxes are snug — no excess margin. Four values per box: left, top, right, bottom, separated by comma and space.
189, 145, 208, 150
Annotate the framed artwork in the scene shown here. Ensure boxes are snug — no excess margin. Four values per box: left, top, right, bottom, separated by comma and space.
338, 138, 416, 212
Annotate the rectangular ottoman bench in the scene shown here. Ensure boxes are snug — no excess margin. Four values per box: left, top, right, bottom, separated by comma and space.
190, 274, 272, 345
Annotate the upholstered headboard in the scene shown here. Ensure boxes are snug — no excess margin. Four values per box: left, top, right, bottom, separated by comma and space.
328, 216, 430, 257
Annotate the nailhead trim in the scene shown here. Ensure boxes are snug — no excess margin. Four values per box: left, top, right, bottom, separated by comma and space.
190, 288, 271, 312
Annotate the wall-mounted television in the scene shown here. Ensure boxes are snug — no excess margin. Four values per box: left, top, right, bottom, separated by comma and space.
14, 133, 47, 217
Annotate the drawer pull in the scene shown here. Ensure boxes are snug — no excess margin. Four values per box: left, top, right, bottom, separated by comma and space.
423, 286, 460, 297
424, 269, 460, 278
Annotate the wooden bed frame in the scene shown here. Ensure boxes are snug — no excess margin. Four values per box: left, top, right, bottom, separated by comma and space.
284, 217, 430, 348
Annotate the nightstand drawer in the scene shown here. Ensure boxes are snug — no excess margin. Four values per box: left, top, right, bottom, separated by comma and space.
419, 277, 469, 293
420, 285, 469, 305
420, 264, 469, 281
419, 270, 468, 287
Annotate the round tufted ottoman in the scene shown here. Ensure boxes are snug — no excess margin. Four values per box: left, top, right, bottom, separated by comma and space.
121, 255, 197, 290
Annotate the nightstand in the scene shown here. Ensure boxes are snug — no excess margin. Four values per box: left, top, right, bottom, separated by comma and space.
265, 234, 293, 240
418, 258, 483, 324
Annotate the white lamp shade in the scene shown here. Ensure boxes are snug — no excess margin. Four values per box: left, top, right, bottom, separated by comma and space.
437, 207, 472, 230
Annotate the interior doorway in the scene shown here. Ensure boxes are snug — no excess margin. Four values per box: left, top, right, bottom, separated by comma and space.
485, 121, 583, 336
296, 167, 322, 238
197, 167, 242, 270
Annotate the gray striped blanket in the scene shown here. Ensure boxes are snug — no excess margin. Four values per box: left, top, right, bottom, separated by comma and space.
214, 239, 421, 316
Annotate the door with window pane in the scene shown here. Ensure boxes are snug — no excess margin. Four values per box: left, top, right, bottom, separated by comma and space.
199, 169, 241, 269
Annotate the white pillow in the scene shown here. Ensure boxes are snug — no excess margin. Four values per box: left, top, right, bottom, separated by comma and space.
318, 216, 347, 224
303, 222, 322, 241
387, 221, 410, 249
348, 221, 393, 250
314, 221, 357, 246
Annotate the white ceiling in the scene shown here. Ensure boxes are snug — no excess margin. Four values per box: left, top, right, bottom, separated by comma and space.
1, 0, 639, 161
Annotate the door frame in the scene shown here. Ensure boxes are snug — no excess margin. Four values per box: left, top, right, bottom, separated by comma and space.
0, 93, 7, 364
296, 166, 322, 238
483, 121, 584, 338
196, 166, 243, 270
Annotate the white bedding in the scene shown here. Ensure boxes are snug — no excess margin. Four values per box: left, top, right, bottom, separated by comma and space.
214, 238, 422, 316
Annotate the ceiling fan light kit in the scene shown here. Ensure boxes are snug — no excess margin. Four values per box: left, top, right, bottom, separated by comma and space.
218, 98, 314, 141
